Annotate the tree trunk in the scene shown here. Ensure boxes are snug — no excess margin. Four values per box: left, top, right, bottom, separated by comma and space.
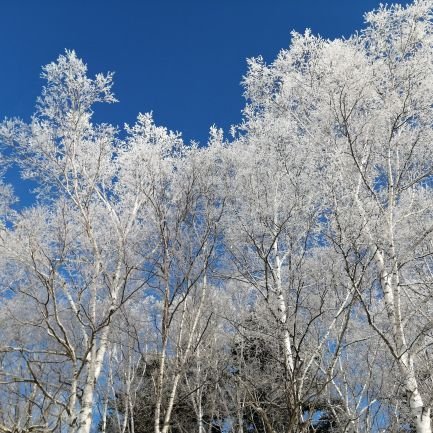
76, 328, 110, 433
402, 355, 432, 433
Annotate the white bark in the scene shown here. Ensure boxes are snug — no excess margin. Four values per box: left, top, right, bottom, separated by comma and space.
273, 239, 294, 376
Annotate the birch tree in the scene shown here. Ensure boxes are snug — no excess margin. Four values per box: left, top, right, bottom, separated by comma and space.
0, 51, 159, 433
326, 4, 433, 432
219, 88, 360, 431
239, 2, 433, 431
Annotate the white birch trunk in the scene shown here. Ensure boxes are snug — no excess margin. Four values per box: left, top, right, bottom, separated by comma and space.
402, 353, 432, 433
160, 275, 208, 433
76, 327, 110, 433
196, 346, 205, 433
273, 239, 294, 375
377, 251, 432, 433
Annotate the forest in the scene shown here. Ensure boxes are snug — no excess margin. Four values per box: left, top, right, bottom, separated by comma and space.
1, 1, 433, 433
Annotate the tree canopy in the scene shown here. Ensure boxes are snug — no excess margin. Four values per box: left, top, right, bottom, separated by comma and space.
1, 2, 433, 433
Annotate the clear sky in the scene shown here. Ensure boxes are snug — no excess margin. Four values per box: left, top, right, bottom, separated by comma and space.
0, 0, 393, 204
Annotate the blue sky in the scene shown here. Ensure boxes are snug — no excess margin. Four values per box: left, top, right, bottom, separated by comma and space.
1, 0, 388, 143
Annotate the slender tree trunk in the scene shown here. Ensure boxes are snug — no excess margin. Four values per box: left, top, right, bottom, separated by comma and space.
377, 251, 432, 433
160, 275, 208, 433
76, 328, 110, 433
196, 347, 205, 433
402, 354, 432, 433
154, 291, 170, 433
272, 234, 298, 432
273, 241, 294, 375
